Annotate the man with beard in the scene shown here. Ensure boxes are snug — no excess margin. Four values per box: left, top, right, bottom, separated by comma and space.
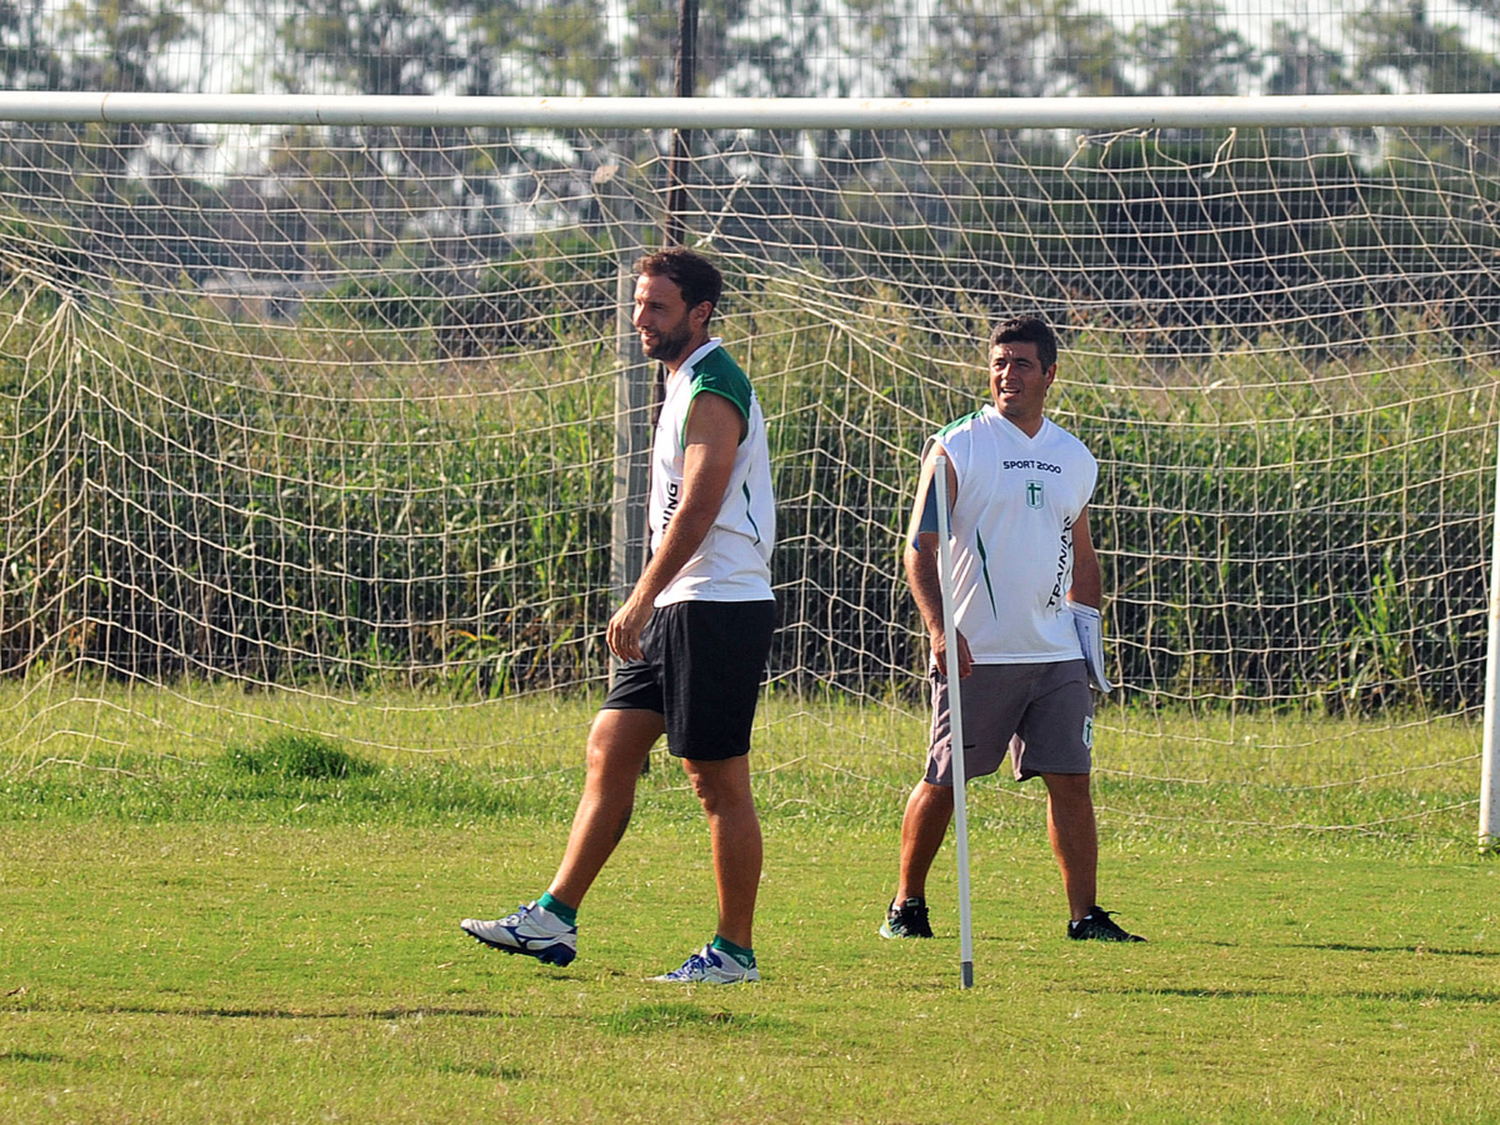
462, 248, 777, 983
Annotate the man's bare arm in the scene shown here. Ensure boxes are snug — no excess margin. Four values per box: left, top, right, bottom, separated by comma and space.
1066, 506, 1102, 610
903, 446, 972, 679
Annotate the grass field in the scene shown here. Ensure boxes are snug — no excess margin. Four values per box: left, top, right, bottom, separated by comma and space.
2, 690, 1498, 1123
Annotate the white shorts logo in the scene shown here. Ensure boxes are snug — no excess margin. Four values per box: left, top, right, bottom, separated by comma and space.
1081, 715, 1094, 749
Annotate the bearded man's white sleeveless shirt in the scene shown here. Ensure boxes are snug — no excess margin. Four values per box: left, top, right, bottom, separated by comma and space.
649, 338, 776, 606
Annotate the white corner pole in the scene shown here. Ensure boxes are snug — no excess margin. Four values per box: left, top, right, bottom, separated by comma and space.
1481, 427, 1500, 853
933, 455, 975, 987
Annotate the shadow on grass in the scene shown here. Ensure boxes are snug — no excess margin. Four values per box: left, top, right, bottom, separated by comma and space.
11, 1000, 802, 1031
434, 1061, 527, 1079
1293, 941, 1500, 958
1193, 939, 1500, 958
9, 1001, 582, 1021
1100, 985, 1500, 1003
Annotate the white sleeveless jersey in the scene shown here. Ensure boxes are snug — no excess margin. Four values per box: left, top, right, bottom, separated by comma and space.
650, 338, 776, 606
929, 406, 1097, 663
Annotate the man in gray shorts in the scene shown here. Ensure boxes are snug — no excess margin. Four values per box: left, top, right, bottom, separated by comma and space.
461, 248, 777, 982
880, 315, 1144, 944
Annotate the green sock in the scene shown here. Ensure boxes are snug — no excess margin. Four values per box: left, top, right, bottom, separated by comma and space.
710, 934, 755, 969
537, 892, 576, 926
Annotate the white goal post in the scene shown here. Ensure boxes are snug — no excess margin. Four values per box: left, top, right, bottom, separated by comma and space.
1, 91, 1497, 848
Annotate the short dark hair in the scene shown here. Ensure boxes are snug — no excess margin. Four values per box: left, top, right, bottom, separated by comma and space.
991, 315, 1058, 371
635, 248, 723, 316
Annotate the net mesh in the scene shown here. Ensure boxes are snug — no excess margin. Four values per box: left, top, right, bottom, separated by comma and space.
0, 116, 1493, 828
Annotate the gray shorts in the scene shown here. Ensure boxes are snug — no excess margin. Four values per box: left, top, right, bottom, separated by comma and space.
924, 660, 1094, 785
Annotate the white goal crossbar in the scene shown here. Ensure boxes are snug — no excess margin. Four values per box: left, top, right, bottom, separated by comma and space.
5, 92, 1500, 130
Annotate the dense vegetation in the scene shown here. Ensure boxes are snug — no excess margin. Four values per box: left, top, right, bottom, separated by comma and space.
2, 265, 1494, 713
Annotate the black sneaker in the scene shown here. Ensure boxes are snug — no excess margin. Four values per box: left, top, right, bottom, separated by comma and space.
880, 897, 933, 939
1067, 906, 1145, 943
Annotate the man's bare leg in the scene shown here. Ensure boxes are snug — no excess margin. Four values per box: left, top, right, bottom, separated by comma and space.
1041, 771, 1098, 921
894, 780, 953, 903
546, 708, 664, 910
682, 753, 761, 949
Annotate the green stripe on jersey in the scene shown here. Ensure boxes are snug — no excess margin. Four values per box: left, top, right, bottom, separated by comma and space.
683, 346, 753, 445
742, 482, 764, 545
975, 529, 998, 616
935, 408, 985, 439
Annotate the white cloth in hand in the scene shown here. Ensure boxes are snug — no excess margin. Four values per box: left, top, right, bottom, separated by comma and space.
1071, 603, 1113, 694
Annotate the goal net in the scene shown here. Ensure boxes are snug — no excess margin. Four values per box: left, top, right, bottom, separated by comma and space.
0, 98, 1493, 834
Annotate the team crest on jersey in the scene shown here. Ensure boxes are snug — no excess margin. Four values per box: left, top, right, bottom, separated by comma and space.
1026, 480, 1044, 509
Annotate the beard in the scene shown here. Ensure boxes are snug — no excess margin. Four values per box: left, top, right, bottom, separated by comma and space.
642, 319, 696, 363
